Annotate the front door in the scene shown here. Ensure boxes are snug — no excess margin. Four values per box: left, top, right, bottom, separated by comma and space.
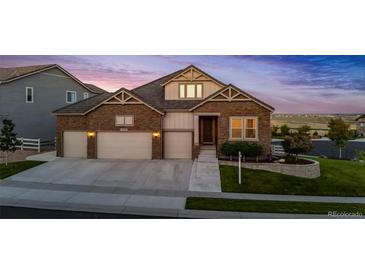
201, 118, 215, 144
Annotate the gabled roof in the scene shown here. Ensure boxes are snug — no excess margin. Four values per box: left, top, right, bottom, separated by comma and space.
0, 64, 100, 94
189, 84, 275, 112
53, 65, 275, 114
84, 83, 108, 94
356, 114, 365, 121
53, 92, 113, 114
0, 64, 56, 82
160, 64, 226, 87
53, 88, 164, 115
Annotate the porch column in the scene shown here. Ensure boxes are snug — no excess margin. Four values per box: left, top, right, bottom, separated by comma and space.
194, 114, 199, 144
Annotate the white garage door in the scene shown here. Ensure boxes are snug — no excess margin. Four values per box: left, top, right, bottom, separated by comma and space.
63, 131, 87, 158
97, 132, 152, 159
164, 132, 192, 159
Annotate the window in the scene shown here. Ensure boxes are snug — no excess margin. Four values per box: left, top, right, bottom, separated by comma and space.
26, 87, 34, 103
66, 91, 77, 103
230, 117, 243, 139
179, 83, 203, 99
361, 123, 365, 128
244, 117, 258, 139
229, 116, 258, 140
83, 92, 89, 99
115, 115, 134, 126
179, 85, 185, 98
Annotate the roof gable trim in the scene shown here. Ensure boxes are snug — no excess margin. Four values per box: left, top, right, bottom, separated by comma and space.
83, 88, 164, 115
189, 85, 275, 112
160, 65, 225, 87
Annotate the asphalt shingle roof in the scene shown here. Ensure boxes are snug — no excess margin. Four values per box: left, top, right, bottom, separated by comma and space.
53, 92, 114, 114
53, 65, 275, 114
0, 64, 55, 82
84, 83, 108, 94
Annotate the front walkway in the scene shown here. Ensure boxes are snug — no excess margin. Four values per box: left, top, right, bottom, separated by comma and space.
188, 147, 221, 192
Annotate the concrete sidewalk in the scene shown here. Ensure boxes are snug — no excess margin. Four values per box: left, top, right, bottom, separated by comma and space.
1, 186, 362, 219
1, 179, 365, 218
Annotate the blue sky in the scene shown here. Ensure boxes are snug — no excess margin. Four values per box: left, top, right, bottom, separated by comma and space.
0, 55, 364, 113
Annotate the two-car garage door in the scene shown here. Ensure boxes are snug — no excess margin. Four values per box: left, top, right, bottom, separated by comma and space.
97, 132, 152, 159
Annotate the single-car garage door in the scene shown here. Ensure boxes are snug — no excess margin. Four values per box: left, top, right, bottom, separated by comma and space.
97, 132, 152, 159
164, 132, 192, 159
63, 131, 87, 158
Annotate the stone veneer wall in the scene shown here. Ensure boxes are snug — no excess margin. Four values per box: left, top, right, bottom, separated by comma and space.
193, 101, 272, 155
56, 104, 162, 159
220, 159, 321, 179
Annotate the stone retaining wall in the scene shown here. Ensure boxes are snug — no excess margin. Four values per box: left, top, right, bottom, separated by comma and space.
219, 159, 321, 179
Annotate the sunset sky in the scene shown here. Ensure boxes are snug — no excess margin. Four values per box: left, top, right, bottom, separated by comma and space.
1, 55, 364, 114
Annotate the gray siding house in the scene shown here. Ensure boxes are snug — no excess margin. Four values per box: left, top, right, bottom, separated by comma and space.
0, 64, 106, 140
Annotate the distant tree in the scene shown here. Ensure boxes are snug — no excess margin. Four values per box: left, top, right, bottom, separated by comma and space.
312, 131, 319, 138
298, 125, 312, 136
0, 119, 21, 166
272, 125, 279, 136
282, 133, 313, 163
280, 124, 290, 136
327, 118, 349, 159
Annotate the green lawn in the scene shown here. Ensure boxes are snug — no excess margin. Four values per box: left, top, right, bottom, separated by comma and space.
220, 158, 365, 197
0, 161, 45, 179
186, 197, 365, 215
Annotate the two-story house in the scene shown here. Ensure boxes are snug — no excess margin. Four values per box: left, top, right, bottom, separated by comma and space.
0, 64, 106, 140
53, 65, 274, 159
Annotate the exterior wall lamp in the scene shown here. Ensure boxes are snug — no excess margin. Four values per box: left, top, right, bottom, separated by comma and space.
152, 131, 160, 138
87, 131, 96, 138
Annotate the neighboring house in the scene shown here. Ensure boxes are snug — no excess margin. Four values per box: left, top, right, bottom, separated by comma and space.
53, 65, 274, 159
356, 114, 365, 137
0, 64, 106, 140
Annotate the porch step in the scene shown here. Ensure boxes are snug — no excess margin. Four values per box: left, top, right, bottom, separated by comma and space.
199, 149, 216, 156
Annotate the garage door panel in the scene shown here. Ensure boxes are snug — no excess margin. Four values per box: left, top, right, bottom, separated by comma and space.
98, 132, 152, 159
63, 131, 87, 158
164, 132, 192, 159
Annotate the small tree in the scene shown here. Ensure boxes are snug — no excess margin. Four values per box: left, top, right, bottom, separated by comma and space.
280, 124, 290, 136
272, 125, 279, 136
298, 125, 311, 136
282, 133, 313, 163
0, 119, 21, 166
327, 118, 349, 159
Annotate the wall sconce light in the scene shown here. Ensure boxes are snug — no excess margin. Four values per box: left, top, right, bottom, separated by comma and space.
152, 131, 160, 138
87, 131, 96, 138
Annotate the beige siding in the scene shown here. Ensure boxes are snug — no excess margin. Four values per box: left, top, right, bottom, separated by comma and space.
165, 81, 222, 100
164, 132, 192, 159
163, 112, 194, 129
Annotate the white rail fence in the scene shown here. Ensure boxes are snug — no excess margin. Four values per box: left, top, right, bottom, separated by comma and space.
16, 137, 56, 152
272, 144, 285, 156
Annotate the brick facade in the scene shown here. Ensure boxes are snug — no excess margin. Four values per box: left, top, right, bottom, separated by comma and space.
193, 101, 272, 156
56, 104, 162, 159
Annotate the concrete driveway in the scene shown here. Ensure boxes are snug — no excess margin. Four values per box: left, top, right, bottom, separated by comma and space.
8, 158, 193, 191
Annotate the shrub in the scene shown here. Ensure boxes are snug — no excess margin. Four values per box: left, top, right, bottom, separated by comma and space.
219, 142, 263, 161
356, 150, 365, 161
298, 125, 311, 136
272, 125, 279, 136
220, 142, 236, 159
282, 133, 313, 163
280, 124, 290, 136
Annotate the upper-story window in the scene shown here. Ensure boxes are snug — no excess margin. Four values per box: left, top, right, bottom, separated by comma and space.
361, 123, 365, 128
66, 91, 77, 103
25, 87, 34, 103
115, 115, 134, 126
179, 83, 203, 99
83, 92, 89, 99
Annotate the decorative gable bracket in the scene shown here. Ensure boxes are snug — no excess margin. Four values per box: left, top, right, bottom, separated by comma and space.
104, 89, 143, 105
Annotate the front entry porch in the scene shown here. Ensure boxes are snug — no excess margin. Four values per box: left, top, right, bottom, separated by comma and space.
193, 113, 220, 159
